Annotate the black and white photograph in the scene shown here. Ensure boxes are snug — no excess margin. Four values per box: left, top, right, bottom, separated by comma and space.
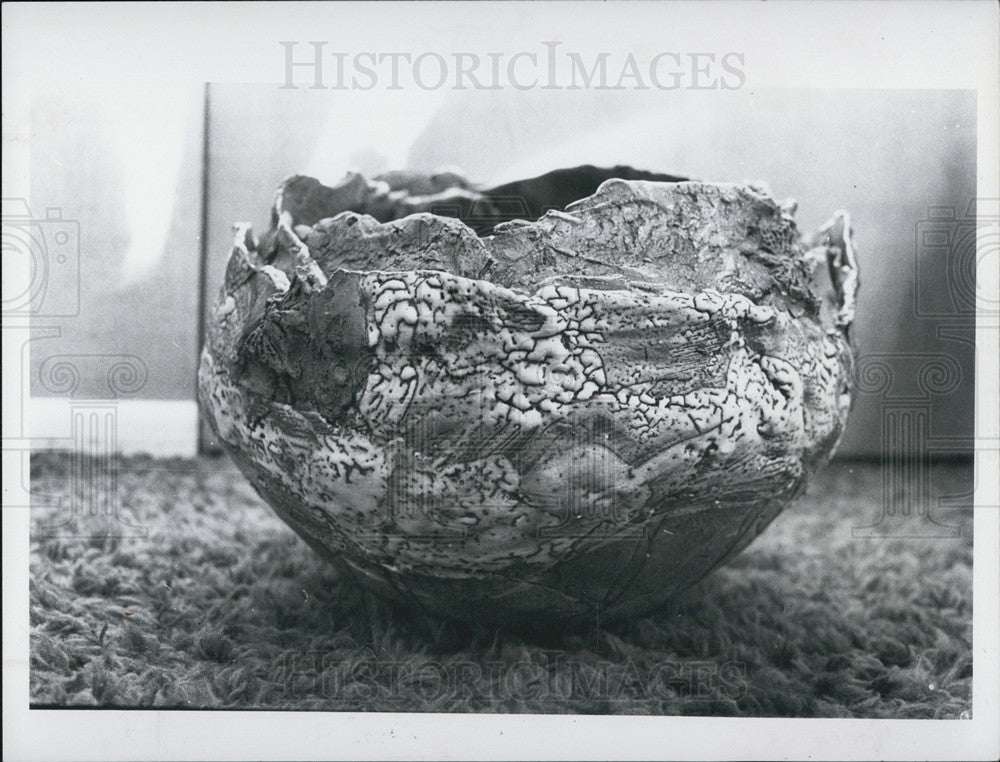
3, 1, 999, 760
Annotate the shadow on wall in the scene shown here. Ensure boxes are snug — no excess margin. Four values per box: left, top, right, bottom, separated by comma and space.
28, 87, 205, 402
25, 84, 976, 461
404, 87, 977, 459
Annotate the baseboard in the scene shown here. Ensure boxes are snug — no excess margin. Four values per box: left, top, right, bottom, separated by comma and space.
23, 397, 977, 464
28, 397, 199, 457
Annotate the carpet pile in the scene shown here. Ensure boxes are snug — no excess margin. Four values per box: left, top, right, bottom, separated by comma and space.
28, 453, 973, 716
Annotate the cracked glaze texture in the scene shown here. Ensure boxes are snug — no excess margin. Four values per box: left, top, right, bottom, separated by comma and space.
199, 170, 857, 628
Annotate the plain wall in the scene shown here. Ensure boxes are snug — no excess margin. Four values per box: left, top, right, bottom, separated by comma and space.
28, 85, 977, 459
27, 88, 205, 402
201, 85, 977, 458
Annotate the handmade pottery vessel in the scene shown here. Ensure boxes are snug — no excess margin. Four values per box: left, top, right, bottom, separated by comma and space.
199, 166, 858, 628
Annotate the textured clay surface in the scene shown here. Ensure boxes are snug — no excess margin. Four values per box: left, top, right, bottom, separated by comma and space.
199, 168, 858, 628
